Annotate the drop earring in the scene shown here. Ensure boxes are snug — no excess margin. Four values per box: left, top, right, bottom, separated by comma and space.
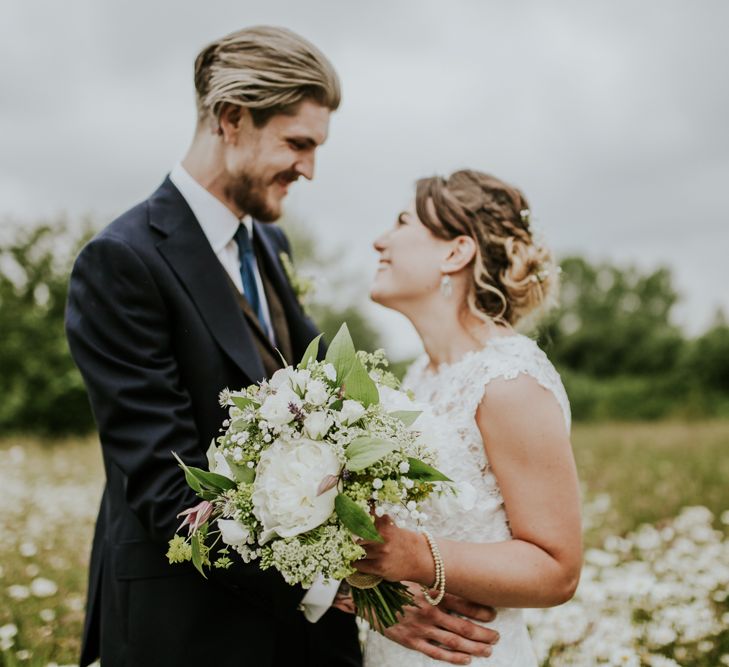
440, 275, 453, 298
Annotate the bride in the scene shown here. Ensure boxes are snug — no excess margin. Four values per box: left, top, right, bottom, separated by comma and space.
356, 169, 582, 666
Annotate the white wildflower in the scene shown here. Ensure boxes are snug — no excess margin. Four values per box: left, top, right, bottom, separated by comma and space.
39, 608, 56, 623
7, 585, 30, 600
30, 577, 58, 598
19, 541, 37, 557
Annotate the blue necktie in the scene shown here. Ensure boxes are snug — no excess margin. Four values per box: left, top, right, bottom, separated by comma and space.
234, 224, 271, 340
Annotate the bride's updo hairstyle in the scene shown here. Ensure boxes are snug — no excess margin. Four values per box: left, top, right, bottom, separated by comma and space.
415, 170, 558, 327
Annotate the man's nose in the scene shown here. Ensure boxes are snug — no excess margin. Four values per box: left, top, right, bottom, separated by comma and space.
295, 153, 315, 180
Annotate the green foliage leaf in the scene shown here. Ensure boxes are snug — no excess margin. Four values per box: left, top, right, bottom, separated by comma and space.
298, 333, 324, 369
388, 410, 421, 427
205, 439, 217, 471
190, 532, 207, 578
231, 396, 255, 411
229, 462, 255, 484
173, 452, 237, 492
182, 466, 202, 493
342, 358, 379, 407
335, 494, 383, 542
345, 437, 396, 472
405, 457, 451, 482
325, 323, 357, 381
189, 467, 237, 492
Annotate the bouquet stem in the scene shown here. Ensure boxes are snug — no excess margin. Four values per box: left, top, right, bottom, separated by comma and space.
350, 580, 415, 632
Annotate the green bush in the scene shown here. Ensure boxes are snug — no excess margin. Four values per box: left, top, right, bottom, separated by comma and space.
2, 220, 728, 433
0, 221, 94, 434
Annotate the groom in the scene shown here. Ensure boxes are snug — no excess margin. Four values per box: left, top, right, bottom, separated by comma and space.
66, 25, 498, 667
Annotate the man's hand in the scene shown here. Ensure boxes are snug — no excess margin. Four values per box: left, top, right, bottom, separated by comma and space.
383, 584, 499, 665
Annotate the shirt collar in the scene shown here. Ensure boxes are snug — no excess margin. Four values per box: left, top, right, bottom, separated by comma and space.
169, 162, 251, 252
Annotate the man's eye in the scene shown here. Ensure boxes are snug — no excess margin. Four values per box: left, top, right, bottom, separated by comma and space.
288, 140, 305, 150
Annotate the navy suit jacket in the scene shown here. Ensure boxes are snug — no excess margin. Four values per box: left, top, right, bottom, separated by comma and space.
65, 177, 361, 667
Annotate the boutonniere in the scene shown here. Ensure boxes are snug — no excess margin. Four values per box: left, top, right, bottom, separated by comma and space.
279, 251, 315, 311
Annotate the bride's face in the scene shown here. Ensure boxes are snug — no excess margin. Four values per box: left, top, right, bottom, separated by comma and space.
370, 200, 452, 311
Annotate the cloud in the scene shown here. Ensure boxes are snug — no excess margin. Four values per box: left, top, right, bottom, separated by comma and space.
1, 0, 727, 355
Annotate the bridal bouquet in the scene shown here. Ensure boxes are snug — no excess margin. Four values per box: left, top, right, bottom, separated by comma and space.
167, 324, 449, 630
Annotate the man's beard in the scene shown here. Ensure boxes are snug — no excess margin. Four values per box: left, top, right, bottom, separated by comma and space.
226, 170, 296, 222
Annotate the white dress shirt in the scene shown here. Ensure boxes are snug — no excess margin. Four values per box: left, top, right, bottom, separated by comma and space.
169, 163, 273, 338
169, 162, 338, 622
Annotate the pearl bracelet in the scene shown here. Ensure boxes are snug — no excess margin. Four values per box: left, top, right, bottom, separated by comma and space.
420, 529, 446, 605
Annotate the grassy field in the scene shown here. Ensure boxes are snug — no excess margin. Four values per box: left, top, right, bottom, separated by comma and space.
1, 421, 728, 666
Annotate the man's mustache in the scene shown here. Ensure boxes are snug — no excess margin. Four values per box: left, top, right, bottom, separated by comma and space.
275, 170, 299, 185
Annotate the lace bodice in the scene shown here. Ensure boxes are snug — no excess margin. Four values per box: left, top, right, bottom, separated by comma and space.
364, 334, 570, 667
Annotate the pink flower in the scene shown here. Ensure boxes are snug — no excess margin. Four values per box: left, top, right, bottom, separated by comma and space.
176, 500, 213, 536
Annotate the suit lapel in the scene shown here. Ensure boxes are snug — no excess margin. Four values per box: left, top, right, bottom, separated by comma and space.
253, 222, 300, 314
149, 178, 266, 383
253, 221, 318, 358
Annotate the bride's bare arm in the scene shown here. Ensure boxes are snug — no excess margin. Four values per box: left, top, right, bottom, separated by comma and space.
355, 374, 582, 608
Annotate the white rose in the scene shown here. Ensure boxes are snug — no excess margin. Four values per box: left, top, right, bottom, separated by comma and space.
303, 411, 334, 440
217, 519, 250, 548
259, 387, 301, 425
289, 369, 310, 394
304, 379, 329, 406
323, 363, 337, 382
339, 399, 366, 425
269, 368, 294, 390
252, 437, 341, 544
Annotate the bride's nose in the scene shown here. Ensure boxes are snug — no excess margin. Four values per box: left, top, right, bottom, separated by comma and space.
373, 233, 388, 253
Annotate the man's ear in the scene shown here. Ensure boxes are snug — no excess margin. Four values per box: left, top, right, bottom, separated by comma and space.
441, 236, 476, 274
218, 103, 249, 143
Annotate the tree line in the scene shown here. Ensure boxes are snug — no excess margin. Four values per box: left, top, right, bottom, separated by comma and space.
0, 219, 727, 434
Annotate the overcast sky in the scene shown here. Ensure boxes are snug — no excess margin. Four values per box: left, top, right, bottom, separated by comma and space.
2, 0, 727, 358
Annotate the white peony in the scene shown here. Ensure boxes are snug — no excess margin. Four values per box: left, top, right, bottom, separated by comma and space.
259, 387, 301, 425
339, 399, 366, 425
304, 379, 329, 406
252, 437, 341, 543
217, 519, 250, 548
303, 411, 334, 440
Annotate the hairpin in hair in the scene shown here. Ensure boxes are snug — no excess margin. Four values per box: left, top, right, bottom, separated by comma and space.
520, 209, 531, 226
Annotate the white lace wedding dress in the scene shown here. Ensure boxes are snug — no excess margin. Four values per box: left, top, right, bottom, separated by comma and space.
364, 334, 571, 667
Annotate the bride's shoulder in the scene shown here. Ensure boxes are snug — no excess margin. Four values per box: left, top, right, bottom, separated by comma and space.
475, 334, 571, 428
478, 333, 557, 375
